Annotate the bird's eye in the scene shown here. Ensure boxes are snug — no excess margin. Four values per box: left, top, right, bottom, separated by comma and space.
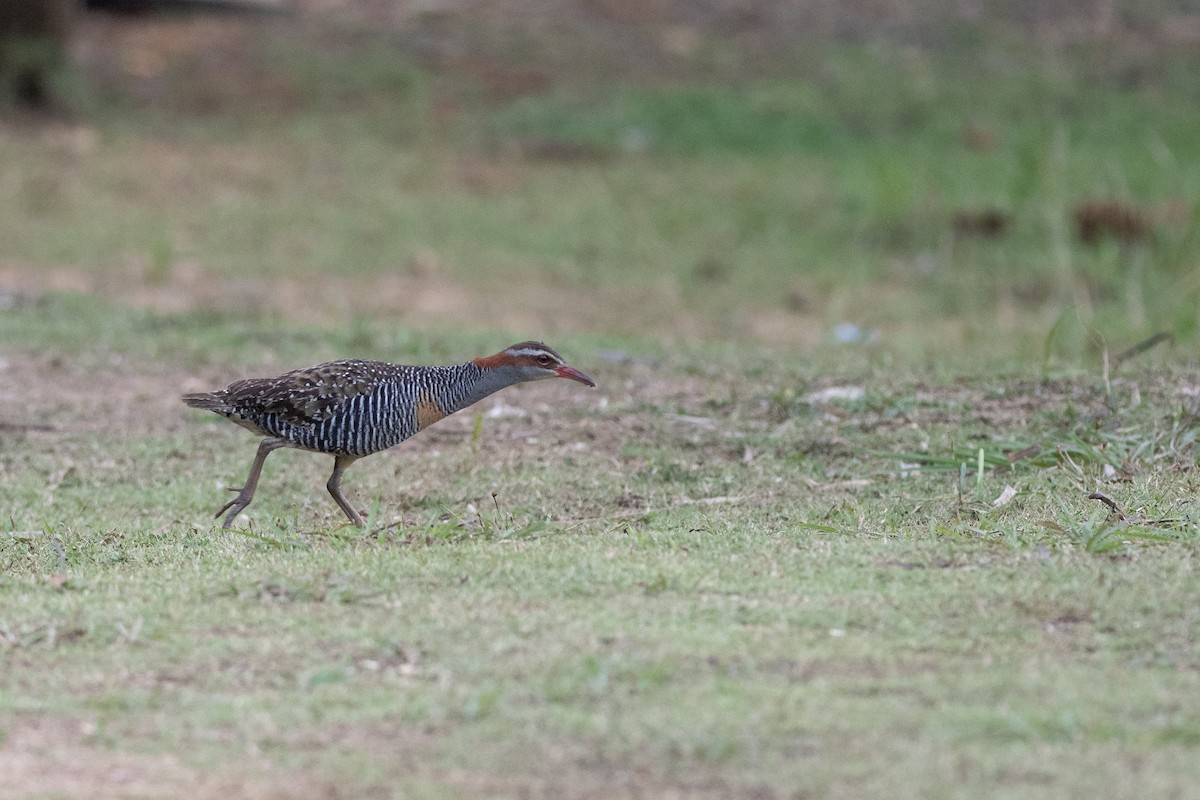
537, 354, 553, 366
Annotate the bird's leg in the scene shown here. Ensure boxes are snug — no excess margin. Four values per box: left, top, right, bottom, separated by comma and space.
216, 437, 288, 529
327, 454, 365, 527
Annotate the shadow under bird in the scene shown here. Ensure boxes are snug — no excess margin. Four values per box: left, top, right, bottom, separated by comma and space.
182, 341, 595, 528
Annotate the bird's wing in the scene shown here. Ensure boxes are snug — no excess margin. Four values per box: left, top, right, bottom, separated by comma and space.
223, 361, 388, 427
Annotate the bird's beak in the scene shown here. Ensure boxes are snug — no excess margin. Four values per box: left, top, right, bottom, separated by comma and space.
556, 365, 596, 387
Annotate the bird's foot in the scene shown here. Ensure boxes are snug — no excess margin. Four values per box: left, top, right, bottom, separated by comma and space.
215, 488, 253, 529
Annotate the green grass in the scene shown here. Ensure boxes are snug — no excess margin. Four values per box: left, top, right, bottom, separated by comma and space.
3, 11, 1200, 798
3, 294, 1199, 796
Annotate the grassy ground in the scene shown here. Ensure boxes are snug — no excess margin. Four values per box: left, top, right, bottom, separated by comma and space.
2, 6, 1200, 799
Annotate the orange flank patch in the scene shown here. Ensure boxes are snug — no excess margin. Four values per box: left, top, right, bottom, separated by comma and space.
415, 394, 448, 429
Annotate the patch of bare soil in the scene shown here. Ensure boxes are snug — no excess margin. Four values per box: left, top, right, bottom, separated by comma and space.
0, 261, 826, 347
72, 12, 304, 115
258, 718, 783, 800
2, 712, 782, 800
0, 716, 345, 800
0, 353, 188, 439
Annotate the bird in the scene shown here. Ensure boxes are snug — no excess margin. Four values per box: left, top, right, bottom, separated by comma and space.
182, 341, 595, 529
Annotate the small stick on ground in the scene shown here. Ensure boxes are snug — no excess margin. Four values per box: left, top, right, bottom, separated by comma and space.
1114, 332, 1173, 370
1006, 444, 1042, 464
51, 536, 68, 575
1087, 491, 1125, 521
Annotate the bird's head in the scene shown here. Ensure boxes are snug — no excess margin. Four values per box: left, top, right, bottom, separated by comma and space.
474, 341, 596, 387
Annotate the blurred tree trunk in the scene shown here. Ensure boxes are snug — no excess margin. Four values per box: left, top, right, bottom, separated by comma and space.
0, 0, 74, 111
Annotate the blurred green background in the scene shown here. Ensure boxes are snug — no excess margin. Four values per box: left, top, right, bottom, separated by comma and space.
3, 0, 1199, 363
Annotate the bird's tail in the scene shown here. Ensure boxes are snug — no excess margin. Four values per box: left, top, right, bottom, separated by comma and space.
181, 392, 227, 411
